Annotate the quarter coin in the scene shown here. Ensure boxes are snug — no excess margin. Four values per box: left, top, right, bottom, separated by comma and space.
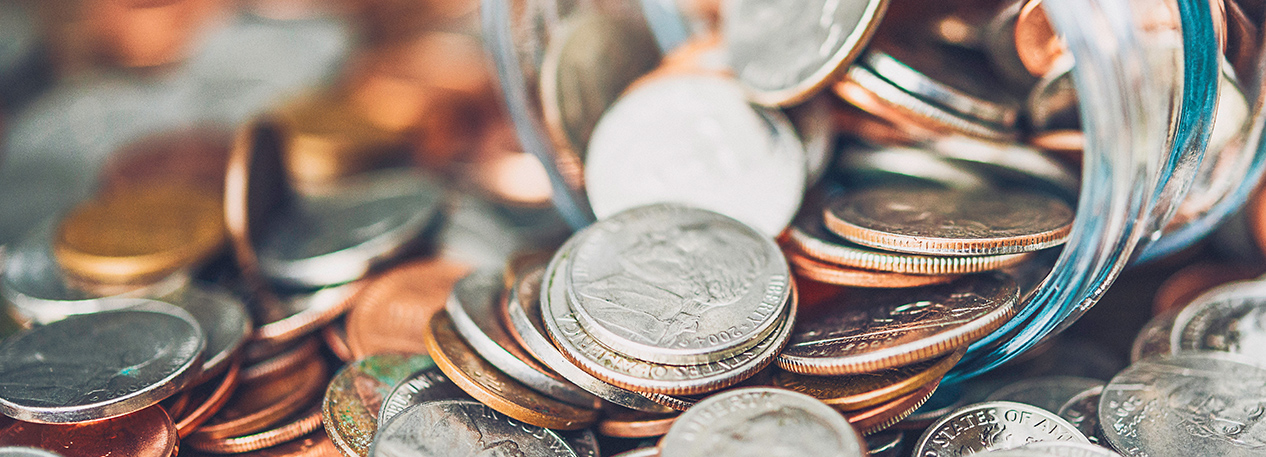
377, 366, 468, 425
774, 349, 963, 411
345, 258, 470, 359
322, 354, 437, 457
1020, 442, 1121, 457
0, 405, 177, 457
914, 401, 1090, 456
369, 400, 578, 457
778, 273, 1017, 375
1171, 280, 1266, 366
658, 387, 866, 457
0, 300, 204, 423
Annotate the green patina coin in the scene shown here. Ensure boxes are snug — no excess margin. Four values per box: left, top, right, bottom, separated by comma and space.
322, 353, 436, 457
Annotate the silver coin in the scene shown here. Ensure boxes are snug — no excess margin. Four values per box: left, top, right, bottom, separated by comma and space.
840, 64, 1017, 141
925, 136, 1081, 200
789, 96, 835, 186
1131, 308, 1179, 362
0, 300, 205, 423
863, 45, 1019, 128
1019, 442, 1122, 457
987, 377, 1106, 413
505, 261, 671, 412
256, 169, 444, 288
584, 74, 807, 237
544, 238, 795, 394
723, 0, 888, 106
1026, 63, 1078, 132
1057, 386, 1103, 445
378, 366, 469, 425
611, 448, 659, 457
915, 401, 1090, 456
437, 193, 570, 269
1171, 280, 1266, 367
172, 284, 252, 380
658, 387, 865, 457
1098, 353, 1266, 457
834, 142, 991, 190
446, 269, 603, 409
0, 448, 62, 457
370, 400, 578, 457
566, 204, 790, 365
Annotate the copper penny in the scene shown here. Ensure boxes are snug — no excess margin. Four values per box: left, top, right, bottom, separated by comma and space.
424, 310, 599, 430
844, 380, 939, 434
597, 409, 679, 438
99, 128, 231, 196
188, 404, 323, 454
0, 405, 177, 457
345, 258, 470, 358
241, 336, 321, 383
322, 353, 437, 457
1153, 262, 1263, 316
787, 248, 963, 288
1013, 0, 1068, 78
189, 357, 326, 441
321, 322, 354, 362
174, 359, 242, 438
774, 349, 963, 411
187, 430, 341, 457
251, 280, 365, 354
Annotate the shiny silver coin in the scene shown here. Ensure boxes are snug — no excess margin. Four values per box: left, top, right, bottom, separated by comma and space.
925, 136, 1080, 200
659, 387, 865, 457
584, 74, 807, 237
378, 366, 468, 425
834, 143, 992, 190
863, 46, 1019, 129
256, 169, 444, 289
436, 193, 570, 269
504, 263, 672, 412
0, 448, 63, 457
173, 284, 252, 380
1098, 353, 1266, 457
566, 204, 790, 365
986, 376, 1106, 413
723, 0, 888, 106
1019, 442, 1122, 457
1130, 308, 1179, 362
1026, 63, 1078, 132
0, 300, 204, 423
447, 270, 603, 409
1057, 386, 1104, 445
839, 64, 1017, 141
823, 187, 1074, 256
1171, 280, 1266, 366
914, 401, 1091, 456
370, 400, 578, 457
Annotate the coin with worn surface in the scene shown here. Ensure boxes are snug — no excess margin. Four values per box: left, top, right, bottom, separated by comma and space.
1171, 281, 1266, 366
504, 264, 672, 413
174, 361, 242, 438
1020, 442, 1121, 457
986, 376, 1106, 413
255, 169, 444, 288
425, 310, 599, 430
824, 187, 1073, 255
0, 301, 204, 423
567, 204, 791, 364
1099, 353, 1266, 457
779, 273, 1017, 375
189, 405, 324, 454
914, 401, 1090, 456
346, 258, 470, 358
176, 284, 252, 379
1056, 385, 1102, 444
323, 353, 437, 457
377, 366, 468, 425
659, 387, 866, 457
844, 379, 938, 434
0, 405, 177, 457
787, 249, 964, 288
774, 349, 962, 410
597, 409, 678, 438
723, 0, 888, 106
448, 270, 602, 408
584, 75, 807, 237
370, 400, 578, 457
191, 357, 325, 441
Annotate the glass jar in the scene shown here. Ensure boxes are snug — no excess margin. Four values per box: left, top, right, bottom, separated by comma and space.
480, 0, 1266, 382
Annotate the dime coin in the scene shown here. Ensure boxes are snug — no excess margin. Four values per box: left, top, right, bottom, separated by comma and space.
0, 301, 204, 423
346, 258, 470, 358
188, 405, 323, 454
1171, 280, 1266, 366
251, 280, 364, 352
824, 187, 1074, 255
191, 357, 325, 441
544, 239, 796, 394
1099, 353, 1266, 457
658, 387, 866, 457
323, 353, 437, 457
1056, 385, 1103, 444
255, 169, 444, 289
787, 249, 964, 288
843, 379, 938, 434
425, 310, 599, 430
560, 429, 600, 457
584, 75, 807, 237
377, 366, 468, 425
0, 405, 177, 457
566, 204, 791, 365
370, 400, 578, 457
986, 376, 1106, 413
174, 361, 242, 438
448, 270, 602, 408
597, 409, 678, 438
914, 401, 1090, 456
774, 349, 962, 411
779, 273, 1017, 374
175, 284, 252, 380
723, 0, 888, 106
503, 264, 673, 413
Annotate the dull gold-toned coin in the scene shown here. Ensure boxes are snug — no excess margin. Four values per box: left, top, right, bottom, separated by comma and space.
322, 353, 437, 457
54, 184, 225, 285
773, 349, 963, 411
424, 310, 599, 430
273, 93, 410, 190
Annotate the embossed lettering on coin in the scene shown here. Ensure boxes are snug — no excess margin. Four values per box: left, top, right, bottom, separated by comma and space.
913, 401, 1090, 457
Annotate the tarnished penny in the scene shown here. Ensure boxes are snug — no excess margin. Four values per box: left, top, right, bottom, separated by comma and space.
597, 409, 678, 438
787, 248, 964, 288
914, 401, 1090, 456
54, 184, 225, 285
0, 406, 176, 457
377, 366, 468, 426
190, 357, 326, 441
774, 349, 963, 411
823, 187, 1073, 255
322, 353, 437, 457
174, 360, 242, 438
369, 400, 579, 457
778, 273, 1018, 375
844, 379, 939, 434
658, 387, 867, 457
346, 259, 470, 358
189, 405, 323, 454
1013, 0, 1068, 78
424, 310, 599, 430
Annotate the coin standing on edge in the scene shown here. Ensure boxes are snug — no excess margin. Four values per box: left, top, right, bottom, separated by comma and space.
658, 387, 867, 457
369, 400, 579, 457
914, 401, 1090, 457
